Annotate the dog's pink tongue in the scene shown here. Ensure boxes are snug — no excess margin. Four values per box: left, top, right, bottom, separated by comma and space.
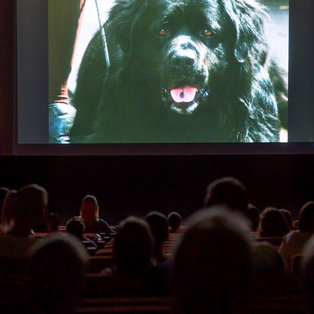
170, 86, 198, 103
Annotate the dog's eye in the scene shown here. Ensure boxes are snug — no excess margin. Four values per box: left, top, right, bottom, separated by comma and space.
202, 29, 213, 36
158, 29, 167, 36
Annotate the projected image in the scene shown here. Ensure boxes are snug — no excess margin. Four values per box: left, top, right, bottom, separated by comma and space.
49, 0, 289, 144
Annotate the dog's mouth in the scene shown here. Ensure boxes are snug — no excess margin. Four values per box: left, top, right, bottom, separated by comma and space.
170, 86, 198, 103
165, 86, 199, 114
162, 85, 209, 115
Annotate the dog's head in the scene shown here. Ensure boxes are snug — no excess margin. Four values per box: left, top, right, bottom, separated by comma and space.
108, 0, 266, 115
157, 0, 229, 115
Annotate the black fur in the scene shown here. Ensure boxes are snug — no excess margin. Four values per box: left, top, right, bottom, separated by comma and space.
71, 0, 281, 143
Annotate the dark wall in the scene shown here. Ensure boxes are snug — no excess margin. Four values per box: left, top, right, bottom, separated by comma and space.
0, 155, 313, 224
0, 0, 14, 154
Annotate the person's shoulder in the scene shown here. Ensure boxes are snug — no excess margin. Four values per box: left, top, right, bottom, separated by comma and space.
97, 218, 108, 224
284, 230, 298, 242
285, 229, 313, 243
95, 218, 115, 232
96, 219, 110, 227
0, 233, 36, 258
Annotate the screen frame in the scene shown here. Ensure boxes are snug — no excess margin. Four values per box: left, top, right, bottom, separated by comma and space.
11, 0, 314, 156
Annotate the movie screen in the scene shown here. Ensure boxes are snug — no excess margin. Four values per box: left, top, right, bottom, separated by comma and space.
48, 0, 289, 144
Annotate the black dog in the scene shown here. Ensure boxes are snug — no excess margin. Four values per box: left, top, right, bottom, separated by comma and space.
70, 0, 281, 143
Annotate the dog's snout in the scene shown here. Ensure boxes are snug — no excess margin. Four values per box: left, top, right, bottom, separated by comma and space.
171, 50, 196, 68
169, 35, 199, 69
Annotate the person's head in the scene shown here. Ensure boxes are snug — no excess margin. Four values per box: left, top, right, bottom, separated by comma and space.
204, 177, 249, 213
27, 232, 88, 312
80, 195, 99, 228
145, 211, 168, 247
66, 216, 85, 239
0, 187, 9, 217
15, 184, 48, 229
168, 211, 182, 232
1, 189, 17, 227
44, 212, 60, 233
114, 216, 153, 274
246, 203, 259, 232
298, 201, 314, 233
279, 208, 293, 230
252, 242, 285, 273
258, 207, 290, 237
173, 207, 253, 314
302, 235, 314, 312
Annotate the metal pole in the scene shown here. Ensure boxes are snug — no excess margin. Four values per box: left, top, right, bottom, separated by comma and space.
95, 0, 110, 68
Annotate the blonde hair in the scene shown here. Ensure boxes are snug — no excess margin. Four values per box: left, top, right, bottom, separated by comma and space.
80, 195, 99, 228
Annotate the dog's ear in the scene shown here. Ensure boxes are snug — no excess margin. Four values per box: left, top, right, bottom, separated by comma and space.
222, 0, 265, 63
107, 0, 148, 55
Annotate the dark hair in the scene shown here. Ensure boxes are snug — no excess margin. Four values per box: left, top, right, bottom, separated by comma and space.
145, 211, 168, 246
66, 216, 85, 239
298, 201, 314, 232
246, 204, 259, 231
168, 211, 182, 232
44, 212, 60, 232
279, 208, 293, 229
258, 207, 290, 237
173, 207, 252, 313
0, 187, 9, 215
1, 189, 17, 226
11, 184, 48, 233
27, 232, 88, 312
114, 216, 153, 274
16, 184, 48, 220
204, 177, 249, 213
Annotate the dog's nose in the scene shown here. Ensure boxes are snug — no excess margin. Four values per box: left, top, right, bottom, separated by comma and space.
171, 50, 196, 68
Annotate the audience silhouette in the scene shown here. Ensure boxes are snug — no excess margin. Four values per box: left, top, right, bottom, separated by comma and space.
168, 211, 182, 232
8, 184, 48, 238
145, 211, 169, 263
302, 235, 314, 313
204, 177, 249, 213
113, 216, 153, 275
280, 201, 314, 265
0, 187, 9, 220
27, 232, 88, 313
79, 194, 115, 234
1, 189, 17, 229
0, 178, 313, 313
246, 203, 260, 232
173, 207, 253, 314
258, 207, 290, 237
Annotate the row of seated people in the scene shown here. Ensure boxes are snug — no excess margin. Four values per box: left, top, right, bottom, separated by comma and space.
0, 178, 313, 313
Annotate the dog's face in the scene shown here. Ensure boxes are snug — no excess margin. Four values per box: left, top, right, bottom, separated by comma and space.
129, 0, 236, 115
157, 0, 234, 115
110, 0, 266, 123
